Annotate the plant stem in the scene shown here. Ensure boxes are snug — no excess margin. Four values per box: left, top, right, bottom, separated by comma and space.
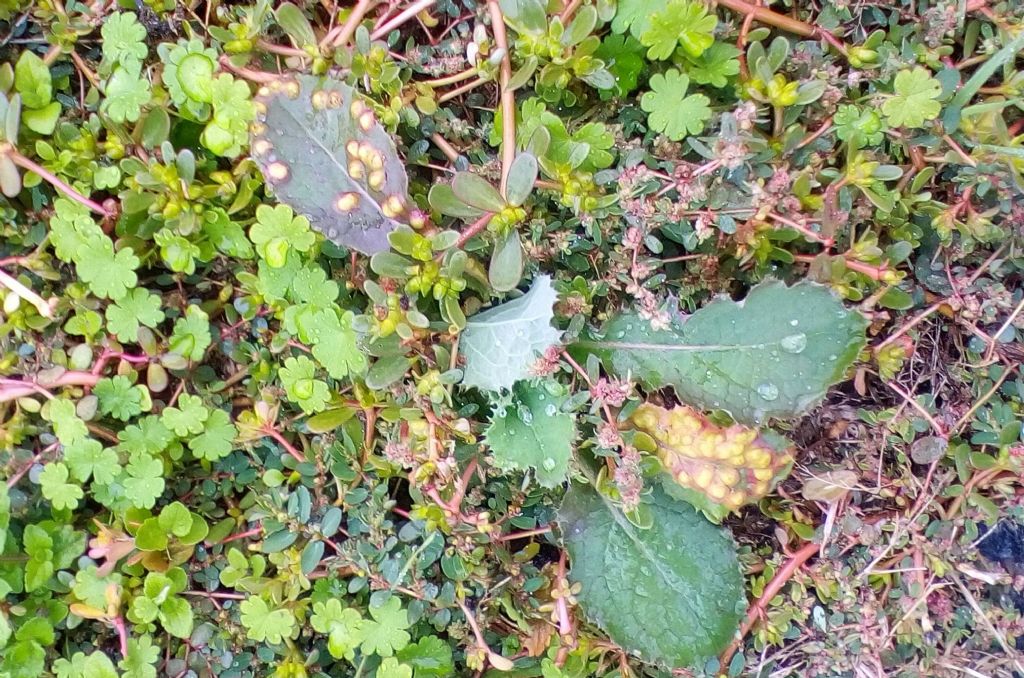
6, 150, 110, 216
217, 55, 279, 84
715, 0, 850, 53
496, 525, 551, 541
437, 76, 488, 102
487, 0, 515, 197
0, 267, 54, 317
446, 212, 494, 254
719, 541, 819, 668
264, 427, 306, 463
370, 0, 436, 40
425, 67, 479, 88
325, 0, 375, 49
0, 371, 99, 403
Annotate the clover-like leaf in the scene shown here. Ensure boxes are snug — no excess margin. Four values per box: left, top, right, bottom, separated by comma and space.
574, 280, 867, 424
461, 276, 562, 392
484, 381, 575, 488
630, 403, 793, 518
240, 596, 296, 644
882, 67, 942, 128
640, 70, 711, 141
641, 0, 716, 60
252, 75, 410, 254
558, 482, 745, 669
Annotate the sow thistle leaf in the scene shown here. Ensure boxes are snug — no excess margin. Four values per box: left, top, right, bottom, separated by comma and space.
558, 482, 745, 668
483, 381, 575, 488
574, 280, 867, 424
460, 276, 562, 392
630, 403, 792, 518
252, 75, 410, 254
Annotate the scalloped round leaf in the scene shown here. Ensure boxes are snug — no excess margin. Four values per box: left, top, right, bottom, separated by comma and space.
558, 482, 745, 668
251, 75, 410, 254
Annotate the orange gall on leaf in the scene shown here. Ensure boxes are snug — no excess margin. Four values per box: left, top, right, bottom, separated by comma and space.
629, 403, 793, 513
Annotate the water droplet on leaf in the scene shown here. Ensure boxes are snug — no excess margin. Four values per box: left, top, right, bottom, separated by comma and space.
780, 333, 807, 354
756, 383, 779, 401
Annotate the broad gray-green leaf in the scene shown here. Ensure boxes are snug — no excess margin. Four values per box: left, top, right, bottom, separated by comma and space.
558, 483, 745, 668
573, 280, 866, 424
461, 276, 562, 392
484, 381, 575, 487
252, 75, 409, 254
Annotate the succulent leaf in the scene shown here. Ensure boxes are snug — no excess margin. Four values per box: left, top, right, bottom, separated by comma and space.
251, 75, 409, 254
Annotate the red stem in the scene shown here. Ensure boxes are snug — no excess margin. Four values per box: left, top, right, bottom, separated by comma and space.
8, 151, 110, 216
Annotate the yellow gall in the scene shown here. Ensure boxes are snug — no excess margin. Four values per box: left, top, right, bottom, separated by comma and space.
258, 86, 271, 97
357, 144, 375, 163
269, 80, 283, 92
350, 99, 366, 118
675, 470, 691, 485
368, 170, 385, 190
717, 468, 740, 486
335, 193, 359, 212
250, 123, 267, 136
368, 153, 384, 170
328, 91, 343, 108
747, 450, 771, 468
382, 195, 404, 217
726, 491, 746, 507
694, 467, 714, 488
252, 139, 272, 156
253, 101, 267, 115
753, 468, 773, 481
358, 110, 375, 131
349, 160, 365, 180
312, 90, 330, 110
284, 80, 300, 98
346, 141, 360, 157
266, 162, 289, 182
706, 482, 727, 500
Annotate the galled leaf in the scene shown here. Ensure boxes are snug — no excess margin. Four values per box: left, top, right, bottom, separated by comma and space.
574, 280, 867, 424
558, 482, 745, 668
461, 276, 562, 392
630, 403, 792, 516
252, 75, 410, 254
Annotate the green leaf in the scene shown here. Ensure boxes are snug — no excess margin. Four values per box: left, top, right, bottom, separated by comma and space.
594, 35, 644, 96
161, 393, 209, 437
396, 636, 455, 677
124, 451, 165, 509
641, 0, 716, 60
168, 305, 212, 361
118, 416, 174, 455
22, 101, 60, 134
452, 172, 506, 212
461, 275, 562, 392
557, 483, 745, 668
101, 12, 148, 69
204, 74, 255, 158
484, 381, 575, 488
833, 104, 883, 145
307, 309, 368, 379
311, 599, 366, 661
188, 409, 237, 461
94, 375, 147, 421
360, 597, 411, 657
0, 483, 9, 552
882, 67, 942, 128
250, 204, 316, 267
686, 42, 741, 88
106, 288, 165, 343
64, 438, 120, 485
14, 52, 52, 109
640, 70, 711, 141
158, 596, 194, 638
573, 280, 867, 424
102, 63, 151, 123
611, 0, 663, 38
48, 398, 89, 446
253, 75, 410, 254
76, 238, 139, 301
280, 355, 331, 414
119, 636, 159, 678
240, 596, 296, 644
376, 658, 413, 678
39, 462, 83, 511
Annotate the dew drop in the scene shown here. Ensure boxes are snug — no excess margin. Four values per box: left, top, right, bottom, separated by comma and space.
520, 407, 534, 424
756, 383, 779, 401
545, 404, 558, 416
542, 457, 556, 471
780, 333, 807, 354
790, 319, 799, 326
828, 354, 837, 362
494, 405, 507, 418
